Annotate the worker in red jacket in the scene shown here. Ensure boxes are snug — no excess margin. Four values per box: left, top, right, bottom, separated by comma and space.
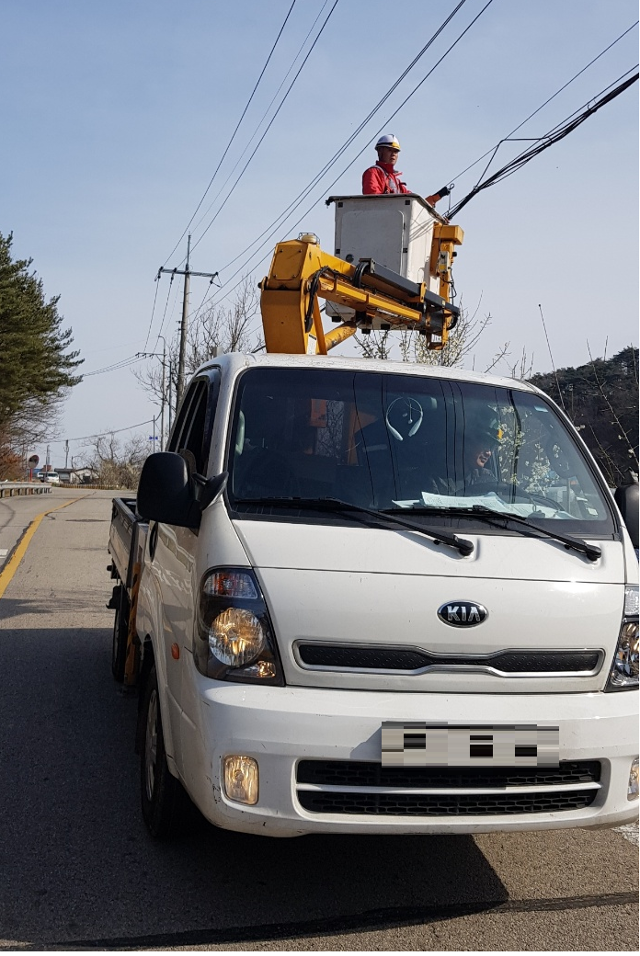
362, 134, 450, 207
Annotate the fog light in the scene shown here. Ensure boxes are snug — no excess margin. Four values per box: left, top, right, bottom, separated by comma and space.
223, 755, 259, 805
628, 757, 639, 801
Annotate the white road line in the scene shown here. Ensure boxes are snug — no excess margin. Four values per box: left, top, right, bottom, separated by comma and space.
614, 823, 639, 846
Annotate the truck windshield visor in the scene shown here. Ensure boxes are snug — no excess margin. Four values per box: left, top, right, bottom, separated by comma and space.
227, 368, 615, 535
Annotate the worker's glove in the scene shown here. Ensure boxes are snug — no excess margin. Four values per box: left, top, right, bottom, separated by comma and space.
436, 185, 450, 198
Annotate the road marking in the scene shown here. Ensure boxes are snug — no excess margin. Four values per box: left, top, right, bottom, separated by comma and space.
614, 823, 639, 846
0, 495, 89, 600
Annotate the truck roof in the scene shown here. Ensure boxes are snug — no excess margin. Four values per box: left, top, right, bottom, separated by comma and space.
193, 351, 542, 396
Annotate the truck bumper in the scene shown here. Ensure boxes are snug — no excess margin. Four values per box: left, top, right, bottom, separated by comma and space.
180, 680, 638, 837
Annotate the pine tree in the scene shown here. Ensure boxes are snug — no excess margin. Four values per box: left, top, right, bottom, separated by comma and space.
0, 232, 83, 473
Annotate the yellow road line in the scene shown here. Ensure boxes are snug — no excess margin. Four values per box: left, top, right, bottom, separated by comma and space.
0, 495, 89, 600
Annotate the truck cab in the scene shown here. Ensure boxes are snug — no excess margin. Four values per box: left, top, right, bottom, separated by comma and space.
131, 351, 638, 838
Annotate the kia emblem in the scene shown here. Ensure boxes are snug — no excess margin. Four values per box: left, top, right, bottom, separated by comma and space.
438, 601, 488, 627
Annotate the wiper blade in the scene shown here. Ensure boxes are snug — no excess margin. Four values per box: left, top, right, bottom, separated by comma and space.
404, 504, 601, 562
234, 496, 473, 556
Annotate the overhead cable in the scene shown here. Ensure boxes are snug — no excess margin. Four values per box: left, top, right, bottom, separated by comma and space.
186, 0, 471, 326
192, 0, 470, 305
143, 271, 161, 351
196, 0, 495, 314
450, 19, 639, 185
188, 0, 341, 257
154, 269, 178, 343
189, 0, 334, 250
83, 356, 145, 377
447, 68, 639, 217
47, 420, 155, 443
161, 0, 298, 267
187, 0, 477, 324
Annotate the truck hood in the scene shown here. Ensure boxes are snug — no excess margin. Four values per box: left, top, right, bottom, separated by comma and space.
232, 517, 622, 582
233, 518, 624, 695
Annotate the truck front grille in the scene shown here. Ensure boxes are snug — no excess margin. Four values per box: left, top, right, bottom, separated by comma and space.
296, 644, 602, 676
295, 759, 601, 818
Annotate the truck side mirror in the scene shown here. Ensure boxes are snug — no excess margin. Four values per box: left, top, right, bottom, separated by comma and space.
137, 452, 200, 529
614, 482, 639, 550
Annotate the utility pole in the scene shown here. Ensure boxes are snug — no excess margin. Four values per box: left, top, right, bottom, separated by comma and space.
136, 341, 171, 451
157, 235, 218, 407
64, 440, 69, 469
177, 235, 190, 405
167, 359, 174, 439
160, 338, 166, 451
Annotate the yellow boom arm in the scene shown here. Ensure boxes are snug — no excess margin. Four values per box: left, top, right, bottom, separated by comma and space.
260, 226, 463, 356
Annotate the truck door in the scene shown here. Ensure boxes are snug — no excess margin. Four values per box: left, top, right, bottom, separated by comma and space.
153, 369, 220, 768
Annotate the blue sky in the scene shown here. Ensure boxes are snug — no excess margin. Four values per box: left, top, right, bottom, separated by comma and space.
2, 0, 638, 467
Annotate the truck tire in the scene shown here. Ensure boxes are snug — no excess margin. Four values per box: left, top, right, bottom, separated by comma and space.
111, 588, 129, 683
140, 665, 193, 838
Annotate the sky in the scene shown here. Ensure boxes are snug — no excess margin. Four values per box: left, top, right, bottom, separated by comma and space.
2, 0, 638, 469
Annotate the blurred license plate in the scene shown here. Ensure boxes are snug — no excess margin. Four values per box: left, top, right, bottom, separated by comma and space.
381, 722, 559, 767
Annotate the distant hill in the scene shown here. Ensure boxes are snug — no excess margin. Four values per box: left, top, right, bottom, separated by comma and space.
528, 346, 639, 487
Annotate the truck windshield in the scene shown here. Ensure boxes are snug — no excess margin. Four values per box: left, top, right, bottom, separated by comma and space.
227, 368, 615, 536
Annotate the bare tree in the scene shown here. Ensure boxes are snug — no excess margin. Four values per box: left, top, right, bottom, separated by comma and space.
136, 277, 263, 422
0, 397, 65, 479
82, 432, 149, 489
189, 276, 262, 367
353, 299, 511, 372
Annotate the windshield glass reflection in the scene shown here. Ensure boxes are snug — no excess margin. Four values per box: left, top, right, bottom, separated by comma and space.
227, 368, 614, 534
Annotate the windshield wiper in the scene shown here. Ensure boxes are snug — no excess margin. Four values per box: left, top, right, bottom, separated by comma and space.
402, 504, 601, 562
233, 496, 474, 557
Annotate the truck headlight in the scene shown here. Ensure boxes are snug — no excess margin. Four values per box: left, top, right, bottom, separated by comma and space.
209, 608, 265, 667
605, 587, 639, 691
195, 568, 284, 684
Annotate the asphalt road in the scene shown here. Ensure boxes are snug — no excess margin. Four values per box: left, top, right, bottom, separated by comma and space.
0, 489, 637, 952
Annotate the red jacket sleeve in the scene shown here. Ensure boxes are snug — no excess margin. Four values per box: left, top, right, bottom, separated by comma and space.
362, 166, 385, 194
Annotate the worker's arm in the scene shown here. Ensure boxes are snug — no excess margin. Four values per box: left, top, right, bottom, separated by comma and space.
362, 166, 386, 194
425, 185, 450, 206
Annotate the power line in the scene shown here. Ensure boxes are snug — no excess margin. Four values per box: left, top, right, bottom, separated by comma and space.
154, 268, 177, 344
161, 0, 298, 267
177, 59, 639, 338
187, 0, 333, 248
188, 0, 341, 258
192, 0, 471, 300
447, 68, 639, 217
449, 20, 639, 185
183, 0, 480, 326
143, 271, 161, 352
196, 0, 495, 314
83, 356, 145, 377
538, 304, 567, 414
46, 419, 155, 443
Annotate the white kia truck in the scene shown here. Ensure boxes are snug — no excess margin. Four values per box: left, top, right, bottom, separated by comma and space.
109, 352, 638, 838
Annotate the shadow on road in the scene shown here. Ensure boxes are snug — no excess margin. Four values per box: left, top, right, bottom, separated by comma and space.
0, 624, 509, 950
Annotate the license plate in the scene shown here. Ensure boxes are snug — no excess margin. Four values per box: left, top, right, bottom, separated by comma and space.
381, 722, 559, 768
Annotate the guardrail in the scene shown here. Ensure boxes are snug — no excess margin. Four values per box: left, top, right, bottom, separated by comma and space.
0, 482, 53, 498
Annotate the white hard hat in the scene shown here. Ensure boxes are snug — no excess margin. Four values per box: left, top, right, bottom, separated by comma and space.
376, 134, 401, 151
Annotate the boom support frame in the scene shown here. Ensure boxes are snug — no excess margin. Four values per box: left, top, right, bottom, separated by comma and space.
260, 226, 463, 356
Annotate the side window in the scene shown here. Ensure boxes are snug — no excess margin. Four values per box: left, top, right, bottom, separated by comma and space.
167, 371, 220, 474
167, 383, 198, 454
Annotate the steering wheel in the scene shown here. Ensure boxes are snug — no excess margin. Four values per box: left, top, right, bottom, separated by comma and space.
385, 397, 424, 441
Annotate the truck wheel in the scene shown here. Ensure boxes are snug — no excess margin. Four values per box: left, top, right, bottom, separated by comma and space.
140, 665, 192, 838
111, 588, 129, 683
